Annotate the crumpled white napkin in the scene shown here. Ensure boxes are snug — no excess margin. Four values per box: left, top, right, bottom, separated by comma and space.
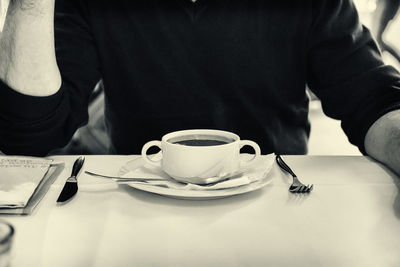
118, 153, 275, 191
0, 157, 53, 208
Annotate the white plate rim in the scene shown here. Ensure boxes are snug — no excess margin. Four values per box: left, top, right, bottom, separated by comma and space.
123, 167, 273, 200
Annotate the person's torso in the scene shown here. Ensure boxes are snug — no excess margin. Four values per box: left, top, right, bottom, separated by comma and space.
87, 0, 312, 154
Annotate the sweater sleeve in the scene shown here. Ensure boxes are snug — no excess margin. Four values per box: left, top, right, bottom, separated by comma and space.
307, 0, 400, 153
0, 0, 101, 156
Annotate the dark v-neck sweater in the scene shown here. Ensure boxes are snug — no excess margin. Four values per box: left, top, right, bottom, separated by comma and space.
1, 0, 400, 156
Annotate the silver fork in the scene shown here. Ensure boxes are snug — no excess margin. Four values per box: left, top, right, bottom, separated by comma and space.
276, 155, 313, 193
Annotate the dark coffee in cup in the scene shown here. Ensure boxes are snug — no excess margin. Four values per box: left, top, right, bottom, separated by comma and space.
168, 134, 235, 147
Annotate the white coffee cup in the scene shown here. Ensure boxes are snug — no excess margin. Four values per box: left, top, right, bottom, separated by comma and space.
141, 129, 261, 184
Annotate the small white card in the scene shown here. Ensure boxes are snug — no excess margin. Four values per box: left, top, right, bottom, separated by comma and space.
0, 157, 53, 208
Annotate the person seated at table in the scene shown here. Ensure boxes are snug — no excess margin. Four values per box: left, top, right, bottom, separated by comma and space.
0, 0, 400, 175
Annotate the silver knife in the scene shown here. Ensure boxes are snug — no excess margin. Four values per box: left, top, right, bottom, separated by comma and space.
57, 156, 85, 203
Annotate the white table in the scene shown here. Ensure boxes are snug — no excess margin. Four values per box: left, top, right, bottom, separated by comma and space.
2, 155, 400, 267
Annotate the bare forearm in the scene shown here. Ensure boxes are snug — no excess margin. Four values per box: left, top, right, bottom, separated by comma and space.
365, 110, 400, 176
0, 0, 61, 96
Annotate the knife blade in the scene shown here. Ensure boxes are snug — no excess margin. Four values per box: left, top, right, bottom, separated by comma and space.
57, 156, 85, 203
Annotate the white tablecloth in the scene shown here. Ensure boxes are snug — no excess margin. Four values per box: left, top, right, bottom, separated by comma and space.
3, 155, 400, 267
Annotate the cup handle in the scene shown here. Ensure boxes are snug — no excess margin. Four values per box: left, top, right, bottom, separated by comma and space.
141, 141, 162, 167
239, 140, 261, 167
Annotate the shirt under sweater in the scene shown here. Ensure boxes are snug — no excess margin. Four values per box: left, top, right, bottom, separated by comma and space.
1, 0, 400, 156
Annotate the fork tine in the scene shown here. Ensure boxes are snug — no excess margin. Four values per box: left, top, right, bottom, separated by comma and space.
289, 187, 297, 192
302, 185, 312, 193
300, 185, 309, 193
308, 184, 314, 192
289, 185, 298, 192
294, 185, 304, 193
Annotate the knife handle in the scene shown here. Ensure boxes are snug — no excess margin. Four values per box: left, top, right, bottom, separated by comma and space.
71, 156, 85, 177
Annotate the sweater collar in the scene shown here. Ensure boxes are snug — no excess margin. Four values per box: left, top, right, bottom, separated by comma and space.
177, 0, 208, 21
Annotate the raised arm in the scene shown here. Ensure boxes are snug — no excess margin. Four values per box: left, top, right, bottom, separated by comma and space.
0, 0, 61, 96
0, 0, 101, 156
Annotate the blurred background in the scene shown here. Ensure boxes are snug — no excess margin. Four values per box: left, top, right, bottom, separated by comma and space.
0, 0, 399, 155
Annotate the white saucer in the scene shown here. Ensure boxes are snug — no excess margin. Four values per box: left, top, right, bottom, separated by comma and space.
118, 153, 275, 200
